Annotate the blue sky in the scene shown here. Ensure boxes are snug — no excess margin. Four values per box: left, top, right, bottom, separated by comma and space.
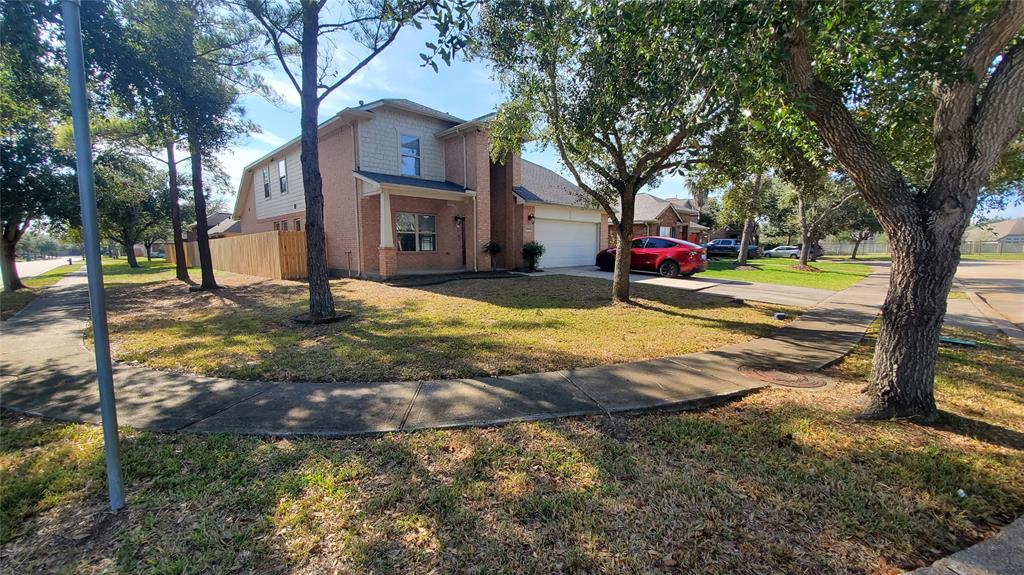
219, 24, 690, 204
220, 25, 1022, 221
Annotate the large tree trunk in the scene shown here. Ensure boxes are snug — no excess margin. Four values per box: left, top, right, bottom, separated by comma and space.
298, 2, 336, 320
145, 243, 153, 261
166, 141, 190, 282
188, 135, 218, 290
860, 209, 967, 422
123, 234, 139, 268
612, 192, 635, 303
736, 172, 761, 266
1, 233, 25, 291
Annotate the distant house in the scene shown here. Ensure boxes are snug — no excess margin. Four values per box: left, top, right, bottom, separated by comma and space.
207, 217, 241, 239
608, 193, 708, 245
186, 212, 238, 241
962, 218, 1024, 248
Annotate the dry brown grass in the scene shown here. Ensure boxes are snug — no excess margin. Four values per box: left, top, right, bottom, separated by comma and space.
101, 273, 796, 383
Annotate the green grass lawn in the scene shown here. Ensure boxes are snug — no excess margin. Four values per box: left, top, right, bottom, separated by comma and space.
0, 263, 81, 321
961, 253, 1024, 261
99, 256, 196, 285
2, 324, 1020, 573
820, 254, 892, 261
700, 259, 874, 291
101, 273, 798, 383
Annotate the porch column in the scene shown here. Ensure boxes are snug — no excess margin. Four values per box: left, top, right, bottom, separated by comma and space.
379, 189, 394, 248
378, 189, 397, 278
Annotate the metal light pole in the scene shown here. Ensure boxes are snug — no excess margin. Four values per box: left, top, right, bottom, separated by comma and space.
61, 0, 126, 511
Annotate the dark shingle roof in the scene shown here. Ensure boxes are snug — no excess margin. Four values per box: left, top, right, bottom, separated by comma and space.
355, 170, 467, 193
512, 160, 597, 209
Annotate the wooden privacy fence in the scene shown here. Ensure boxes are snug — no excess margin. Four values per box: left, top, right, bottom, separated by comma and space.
165, 231, 308, 280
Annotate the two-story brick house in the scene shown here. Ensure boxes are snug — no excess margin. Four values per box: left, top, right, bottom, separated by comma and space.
608, 193, 707, 246
232, 99, 607, 277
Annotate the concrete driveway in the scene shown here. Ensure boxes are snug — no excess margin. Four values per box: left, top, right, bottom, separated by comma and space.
956, 259, 1024, 328
538, 265, 836, 308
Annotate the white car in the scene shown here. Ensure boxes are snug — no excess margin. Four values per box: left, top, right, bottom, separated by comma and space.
763, 245, 802, 259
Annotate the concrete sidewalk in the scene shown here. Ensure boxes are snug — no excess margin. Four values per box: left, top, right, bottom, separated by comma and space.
1, 268, 888, 436
906, 516, 1024, 575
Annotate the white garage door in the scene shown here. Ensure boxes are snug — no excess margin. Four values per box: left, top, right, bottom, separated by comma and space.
534, 218, 599, 268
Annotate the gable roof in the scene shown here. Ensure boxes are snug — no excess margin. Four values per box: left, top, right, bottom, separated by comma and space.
353, 98, 464, 124
208, 217, 241, 235
232, 100, 463, 219
513, 159, 598, 209
663, 197, 699, 214
963, 218, 1024, 242
614, 193, 692, 223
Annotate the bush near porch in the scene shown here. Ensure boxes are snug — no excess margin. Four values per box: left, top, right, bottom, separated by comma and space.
97, 265, 798, 383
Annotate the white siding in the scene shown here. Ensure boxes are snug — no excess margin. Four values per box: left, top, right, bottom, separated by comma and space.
253, 144, 305, 220
533, 204, 603, 223
358, 108, 450, 181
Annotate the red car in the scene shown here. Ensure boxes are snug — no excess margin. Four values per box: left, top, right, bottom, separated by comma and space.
595, 236, 707, 278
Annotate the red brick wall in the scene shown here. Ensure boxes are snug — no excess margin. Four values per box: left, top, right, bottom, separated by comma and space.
319, 124, 360, 274
444, 136, 466, 188
388, 195, 472, 273
360, 194, 380, 276
467, 131, 491, 265
489, 153, 516, 269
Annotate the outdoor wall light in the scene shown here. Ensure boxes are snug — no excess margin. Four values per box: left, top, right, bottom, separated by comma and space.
527, 214, 535, 222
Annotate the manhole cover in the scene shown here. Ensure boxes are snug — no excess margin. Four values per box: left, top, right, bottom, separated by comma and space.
737, 366, 829, 388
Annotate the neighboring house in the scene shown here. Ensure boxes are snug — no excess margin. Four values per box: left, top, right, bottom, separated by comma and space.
186, 212, 235, 242
608, 193, 707, 245
207, 217, 241, 239
231, 98, 607, 277
962, 218, 1024, 248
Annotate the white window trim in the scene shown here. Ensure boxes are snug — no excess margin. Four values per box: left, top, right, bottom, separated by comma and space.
396, 212, 436, 252
399, 133, 421, 177
262, 168, 270, 198
278, 159, 288, 194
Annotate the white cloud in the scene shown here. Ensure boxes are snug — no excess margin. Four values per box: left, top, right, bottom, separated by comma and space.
248, 131, 287, 147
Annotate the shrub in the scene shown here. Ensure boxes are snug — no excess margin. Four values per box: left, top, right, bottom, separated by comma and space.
483, 240, 502, 271
522, 241, 545, 271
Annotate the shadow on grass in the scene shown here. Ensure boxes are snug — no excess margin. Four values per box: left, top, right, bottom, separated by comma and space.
2, 386, 1021, 573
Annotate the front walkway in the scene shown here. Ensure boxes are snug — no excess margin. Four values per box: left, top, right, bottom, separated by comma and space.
1, 268, 890, 436
538, 265, 835, 307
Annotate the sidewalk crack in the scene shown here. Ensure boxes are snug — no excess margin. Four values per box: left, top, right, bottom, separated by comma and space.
560, 371, 610, 416
398, 381, 424, 431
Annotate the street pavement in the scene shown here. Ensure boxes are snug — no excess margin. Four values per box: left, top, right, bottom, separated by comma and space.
955, 259, 1024, 328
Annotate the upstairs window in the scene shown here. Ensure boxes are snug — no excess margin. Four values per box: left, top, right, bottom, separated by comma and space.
400, 135, 420, 176
396, 213, 435, 252
262, 168, 270, 198
278, 159, 288, 193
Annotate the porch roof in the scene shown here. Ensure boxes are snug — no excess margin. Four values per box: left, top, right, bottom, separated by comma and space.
354, 170, 468, 194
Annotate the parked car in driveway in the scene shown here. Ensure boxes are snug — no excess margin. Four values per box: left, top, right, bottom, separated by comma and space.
595, 236, 707, 278
703, 238, 760, 259
763, 244, 824, 260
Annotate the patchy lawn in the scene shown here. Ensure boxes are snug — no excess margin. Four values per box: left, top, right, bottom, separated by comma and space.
700, 259, 874, 291
0, 264, 81, 321
101, 273, 797, 383
2, 324, 1021, 574
99, 257, 196, 285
